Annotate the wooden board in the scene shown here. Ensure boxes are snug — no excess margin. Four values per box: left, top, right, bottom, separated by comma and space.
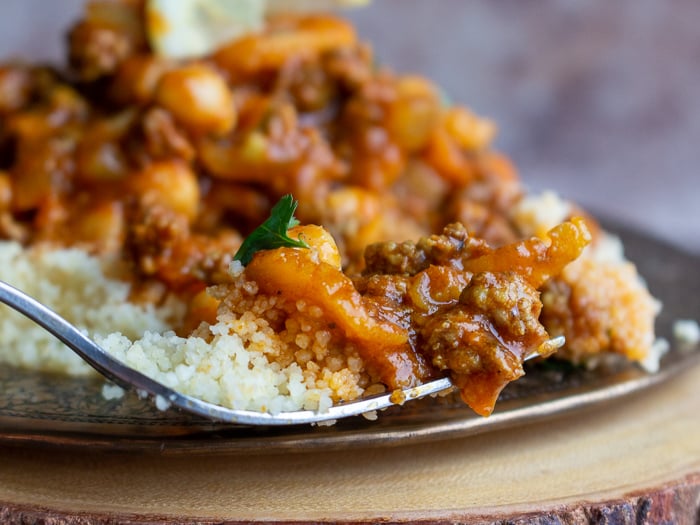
1, 357, 699, 524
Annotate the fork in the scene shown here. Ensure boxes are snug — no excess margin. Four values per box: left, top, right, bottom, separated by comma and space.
0, 280, 564, 426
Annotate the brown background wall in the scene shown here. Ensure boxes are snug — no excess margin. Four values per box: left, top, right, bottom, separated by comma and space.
1, 0, 698, 253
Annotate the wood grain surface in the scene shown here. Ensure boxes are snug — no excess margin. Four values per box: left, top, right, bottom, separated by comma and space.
1, 357, 699, 523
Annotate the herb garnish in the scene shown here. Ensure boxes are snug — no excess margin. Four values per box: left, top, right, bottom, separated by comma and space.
233, 194, 309, 266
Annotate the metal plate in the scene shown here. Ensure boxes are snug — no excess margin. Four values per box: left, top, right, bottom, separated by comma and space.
0, 221, 698, 454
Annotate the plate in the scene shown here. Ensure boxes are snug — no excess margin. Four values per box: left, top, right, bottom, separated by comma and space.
0, 220, 698, 454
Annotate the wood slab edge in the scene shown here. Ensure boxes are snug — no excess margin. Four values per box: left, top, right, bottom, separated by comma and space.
2, 473, 698, 524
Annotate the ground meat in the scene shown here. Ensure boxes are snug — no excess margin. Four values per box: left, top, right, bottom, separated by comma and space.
127, 202, 189, 269
68, 21, 133, 81
355, 273, 413, 332
66, 1, 146, 82
363, 223, 490, 276
134, 107, 196, 164
126, 201, 240, 289
460, 271, 547, 340
323, 44, 374, 92
419, 271, 549, 415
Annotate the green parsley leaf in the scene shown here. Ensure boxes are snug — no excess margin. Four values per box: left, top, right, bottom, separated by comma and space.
233, 194, 309, 266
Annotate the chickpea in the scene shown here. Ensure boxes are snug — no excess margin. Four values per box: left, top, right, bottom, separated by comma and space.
129, 161, 200, 221
444, 107, 497, 152
75, 112, 134, 182
287, 224, 342, 269
154, 64, 236, 136
325, 187, 385, 267
73, 200, 126, 254
182, 288, 220, 333
386, 76, 441, 152
110, 54, 170, 106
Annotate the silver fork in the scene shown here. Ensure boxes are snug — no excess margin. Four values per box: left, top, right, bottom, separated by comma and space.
0, 280, 564, 426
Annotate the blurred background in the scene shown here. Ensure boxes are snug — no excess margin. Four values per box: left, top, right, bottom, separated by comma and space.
1, 0, 698, 253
